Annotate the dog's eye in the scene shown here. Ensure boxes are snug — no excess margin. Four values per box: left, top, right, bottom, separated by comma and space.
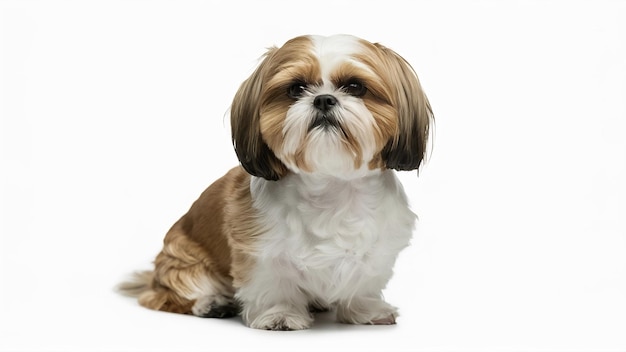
343, 80, 367, 97
287, 82, 307, 99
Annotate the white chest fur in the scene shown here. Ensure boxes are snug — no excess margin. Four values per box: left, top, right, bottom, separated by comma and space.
248, 170, 416, 304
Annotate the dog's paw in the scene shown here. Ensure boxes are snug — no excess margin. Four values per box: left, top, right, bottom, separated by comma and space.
336, 298, 398, 325
370, 314, 397, 325
192, 295, 239, 318
247, 305, 313, 331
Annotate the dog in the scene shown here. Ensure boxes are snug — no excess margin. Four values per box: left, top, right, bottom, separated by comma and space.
118, 34, 433, 330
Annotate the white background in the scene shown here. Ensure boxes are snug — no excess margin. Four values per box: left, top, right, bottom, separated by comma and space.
2, 1, 626, 351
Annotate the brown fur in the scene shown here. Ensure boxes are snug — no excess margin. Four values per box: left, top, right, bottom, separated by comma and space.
231, 36, 320, 181
358, 41, 433, 171
118, 167, 259, 315
258, 36, 322, 173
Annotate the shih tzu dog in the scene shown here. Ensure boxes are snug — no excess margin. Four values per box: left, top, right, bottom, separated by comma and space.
119, 34, 433, 330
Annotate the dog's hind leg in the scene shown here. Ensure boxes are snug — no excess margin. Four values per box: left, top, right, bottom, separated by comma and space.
118, 222, 237, 318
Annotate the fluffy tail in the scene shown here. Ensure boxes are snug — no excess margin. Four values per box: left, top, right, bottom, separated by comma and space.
116, 271, 154, 297
116, 270, 195, 314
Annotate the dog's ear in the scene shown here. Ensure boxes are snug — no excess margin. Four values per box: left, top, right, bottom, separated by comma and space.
231, 48, 287, 181
375, 43, 434, 172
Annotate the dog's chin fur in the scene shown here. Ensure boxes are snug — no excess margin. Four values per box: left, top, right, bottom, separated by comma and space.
118, 34, 432, 330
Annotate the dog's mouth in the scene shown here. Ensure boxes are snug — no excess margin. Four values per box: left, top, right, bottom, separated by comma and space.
308, 113, 341, 132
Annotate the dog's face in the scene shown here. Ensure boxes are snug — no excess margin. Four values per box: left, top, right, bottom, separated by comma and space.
231, 34, 432, 180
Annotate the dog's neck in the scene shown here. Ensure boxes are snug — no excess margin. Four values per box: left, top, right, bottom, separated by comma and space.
250, 168, 402, 206
288, 170, 385, 197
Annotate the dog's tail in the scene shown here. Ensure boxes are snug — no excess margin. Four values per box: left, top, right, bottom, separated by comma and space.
116, 271, 154, 298
116, 270, 196, 314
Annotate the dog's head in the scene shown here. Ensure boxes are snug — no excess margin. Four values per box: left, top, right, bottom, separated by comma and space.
231, 34, 433, 180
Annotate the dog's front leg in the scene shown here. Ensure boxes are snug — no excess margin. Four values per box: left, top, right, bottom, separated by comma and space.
236, 259, 313, 331
336, 294, 399, 325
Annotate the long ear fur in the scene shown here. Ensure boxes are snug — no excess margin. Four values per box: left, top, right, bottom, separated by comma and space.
231, 48, 287, 181
376, 44, 433, 172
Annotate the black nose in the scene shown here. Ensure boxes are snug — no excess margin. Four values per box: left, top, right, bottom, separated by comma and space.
313, 94, 338, 112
